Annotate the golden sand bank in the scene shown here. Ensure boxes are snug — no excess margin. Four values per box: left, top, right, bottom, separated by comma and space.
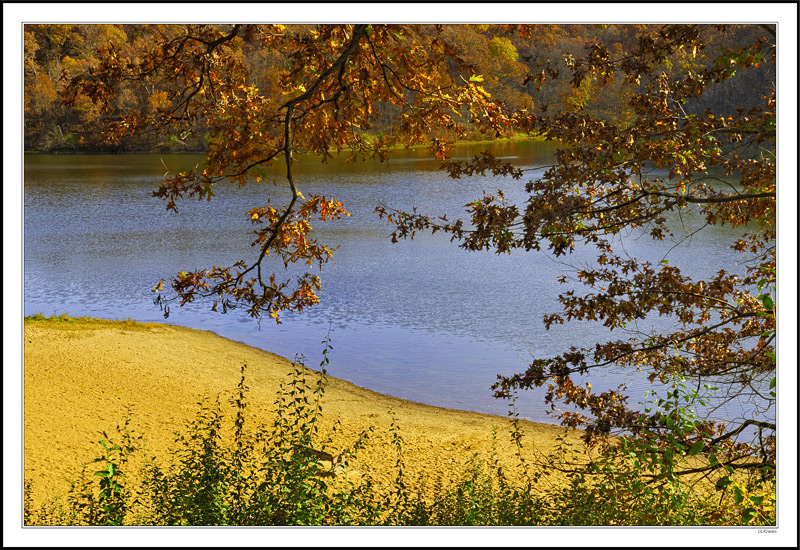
23, 318, 582, 504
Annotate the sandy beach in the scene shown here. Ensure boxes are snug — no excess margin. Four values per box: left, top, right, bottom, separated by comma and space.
23, 317, 582, 505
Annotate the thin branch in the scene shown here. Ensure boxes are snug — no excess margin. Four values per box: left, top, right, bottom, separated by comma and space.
645, 190, 775, 204
243, 25, 369, 288
559, 313, 759, 375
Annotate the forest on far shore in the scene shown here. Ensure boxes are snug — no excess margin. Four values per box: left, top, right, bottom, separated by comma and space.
23, 23, 773, 153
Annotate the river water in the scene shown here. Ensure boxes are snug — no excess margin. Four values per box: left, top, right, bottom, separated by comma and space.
23, 142, 754, 423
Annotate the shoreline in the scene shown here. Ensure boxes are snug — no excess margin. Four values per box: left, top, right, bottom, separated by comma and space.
22, 133, 549, 156
23, 316, 581, 503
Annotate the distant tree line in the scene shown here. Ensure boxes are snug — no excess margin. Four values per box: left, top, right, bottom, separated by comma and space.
23, 24, 772, 152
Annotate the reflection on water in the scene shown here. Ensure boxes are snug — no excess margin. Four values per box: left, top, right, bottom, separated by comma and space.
23, 143, 753, 423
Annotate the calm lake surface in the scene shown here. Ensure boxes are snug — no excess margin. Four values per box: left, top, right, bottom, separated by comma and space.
23, 142, 753, 423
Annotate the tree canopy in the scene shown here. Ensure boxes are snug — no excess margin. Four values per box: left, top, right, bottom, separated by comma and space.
48, 23, 777, 484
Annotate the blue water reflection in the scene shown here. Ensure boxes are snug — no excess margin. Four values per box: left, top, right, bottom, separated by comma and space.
23, 144, 755, 423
